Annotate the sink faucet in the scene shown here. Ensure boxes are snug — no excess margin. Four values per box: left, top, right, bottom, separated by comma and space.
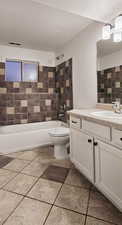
112, 101, 122, 114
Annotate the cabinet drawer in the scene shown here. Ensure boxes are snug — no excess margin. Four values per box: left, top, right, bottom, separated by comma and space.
70, 116, 81, 129
82, 120, 110, 141
112, 128, 122, 148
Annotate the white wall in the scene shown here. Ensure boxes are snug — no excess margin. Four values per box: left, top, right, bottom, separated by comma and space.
0, 22, 103, 108
0, 45, 55, 67
99, 49, 122, 71
56, 22, 102, 109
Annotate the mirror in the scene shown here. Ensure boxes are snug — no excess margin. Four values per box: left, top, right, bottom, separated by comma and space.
97, 39, 122, 104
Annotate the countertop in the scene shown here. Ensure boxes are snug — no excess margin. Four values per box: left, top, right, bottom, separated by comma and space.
68, 109, 122, 130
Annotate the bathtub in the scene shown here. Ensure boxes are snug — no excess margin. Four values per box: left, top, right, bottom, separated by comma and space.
0, 121, 65, 154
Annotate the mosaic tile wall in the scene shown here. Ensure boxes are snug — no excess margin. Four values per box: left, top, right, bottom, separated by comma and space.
0, 58, 73, 125
56, 58, 73, 122
97, 65, 122, 104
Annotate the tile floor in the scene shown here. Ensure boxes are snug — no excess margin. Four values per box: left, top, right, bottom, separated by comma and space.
0, 146, 121, 225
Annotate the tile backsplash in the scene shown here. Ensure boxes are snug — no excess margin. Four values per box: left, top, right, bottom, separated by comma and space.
0, 58, 73, 125
97, 65, 122, 104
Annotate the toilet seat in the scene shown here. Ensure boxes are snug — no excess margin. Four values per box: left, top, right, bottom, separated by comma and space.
49, 127, 70, 137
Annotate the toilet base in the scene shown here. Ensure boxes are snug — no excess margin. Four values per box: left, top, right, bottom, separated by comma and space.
54, 144, 69, 159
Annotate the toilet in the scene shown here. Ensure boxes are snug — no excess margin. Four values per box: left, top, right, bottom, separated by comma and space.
48, 127, 70, 159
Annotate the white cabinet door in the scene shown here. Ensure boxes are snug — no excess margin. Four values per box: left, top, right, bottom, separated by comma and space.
70, 129, 94, 183
95, 141, 122, 211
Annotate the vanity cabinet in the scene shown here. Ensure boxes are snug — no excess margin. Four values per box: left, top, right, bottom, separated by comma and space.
112, 128, 122, 148
70, 128, 94, 183
82, 120, 111, 141
95, 141, 122, 210
70, 115, 122, 211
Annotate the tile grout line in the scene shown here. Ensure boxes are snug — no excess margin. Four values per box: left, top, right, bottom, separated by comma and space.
42, 166, 89, 223
64, 182, 91, 189
4, 153, 38, 162
83, 186, 119, 225
42, 171, 69, 225
1, 152, 120, 225
1, 165, 65, 225
5, 148, 45, 163
1, 185, 118, 225
1, 166, 54, 225
0, 186, 87, 217
2, 160, 92, 214
0, 151, 43, 217
1, 188, 53, 207
0, 172, 20, 191
2, 194, 25, 225
84, 188, 91, 225
86, 215, 119, 225
1, 157, 37, 190
40, 169, 119, 225
53, 204, 87, 216
43, 205, 53, 225
2, 150, 41, 172
1, 154, 69, 195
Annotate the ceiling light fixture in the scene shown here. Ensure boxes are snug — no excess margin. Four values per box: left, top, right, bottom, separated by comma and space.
113, 31, 122, 42
115, 14, 122, 29
102, 14, 122, 42
102, 24, 111, 40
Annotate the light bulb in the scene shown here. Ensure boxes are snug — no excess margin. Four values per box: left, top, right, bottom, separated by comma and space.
115, 15, 122, 30
113, 32, 122, 42
102, 24, 111, 40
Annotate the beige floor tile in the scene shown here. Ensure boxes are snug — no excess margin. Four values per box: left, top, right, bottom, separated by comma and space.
3, 159, 30, 172
4, 197, 51, 225
4, 173, 37, 195
88, 191, 122, 225
16, 150, 39, 161
55, 184, 89, 214
0, 169, 17, 188
0, 190, 23, 224
28, 178, 62, 204
7, 151, 24, 158
34, 146, 54, 155
51, 159, 73, 169
22, 160, 49, 177
34, 155, 55, 166
65, 169, 91, 189
86, 216, 115, 225
45, 206, 86, 225
34, 152, 55, 162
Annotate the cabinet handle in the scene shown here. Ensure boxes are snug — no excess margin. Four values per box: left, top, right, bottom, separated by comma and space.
120, 138, 122, 141
88, 139, 92, 143
94, 142, 98, 146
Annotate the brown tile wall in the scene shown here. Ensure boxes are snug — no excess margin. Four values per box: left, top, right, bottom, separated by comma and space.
0, 58, 73, 125
0, 63, 58, 125
56, 58, 73, 122
97, 65, 122, 104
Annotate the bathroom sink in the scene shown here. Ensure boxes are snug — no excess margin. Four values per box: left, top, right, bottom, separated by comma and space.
91, 111, 122, 119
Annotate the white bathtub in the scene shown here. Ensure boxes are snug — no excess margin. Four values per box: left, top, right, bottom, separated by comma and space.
0, 121, 65, 154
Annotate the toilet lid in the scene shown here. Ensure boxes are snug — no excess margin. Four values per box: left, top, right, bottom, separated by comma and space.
49, 127, 70, 137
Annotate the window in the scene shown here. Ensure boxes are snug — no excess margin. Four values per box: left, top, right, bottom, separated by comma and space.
5, 60, 38, 82
22, 62, 38, 82
6, 61, 21, 82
